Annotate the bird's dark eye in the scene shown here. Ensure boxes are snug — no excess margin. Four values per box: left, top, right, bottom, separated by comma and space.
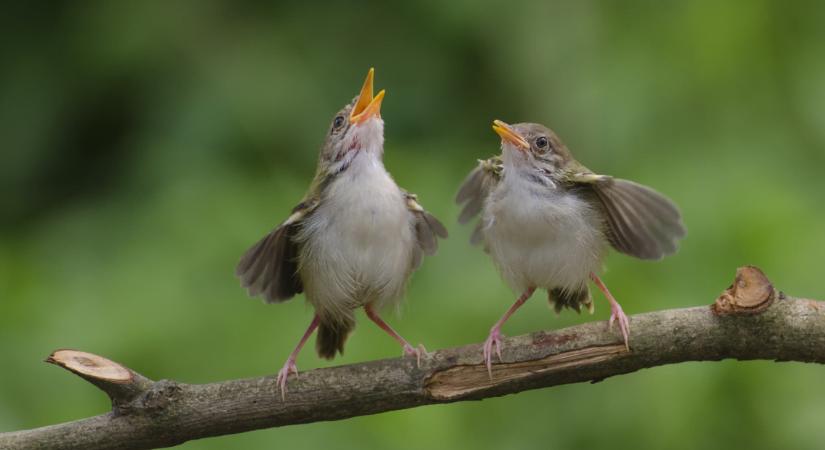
333, 115, 345, 130
535, 136, 549, 149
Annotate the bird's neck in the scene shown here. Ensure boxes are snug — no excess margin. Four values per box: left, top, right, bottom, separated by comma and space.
317, 147, 404, 226
343, 149, 390, 181
504, 163, 558, 192
325, 120, 385, 176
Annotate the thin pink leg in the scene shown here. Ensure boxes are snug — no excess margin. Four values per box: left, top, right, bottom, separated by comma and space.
276, 315, 320, 400
590, 273, 630, 350
483, 287, 536, 379
365, 304, 427, 367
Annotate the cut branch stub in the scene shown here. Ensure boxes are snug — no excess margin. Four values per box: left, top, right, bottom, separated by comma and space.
46, 349, 152, 408
712, 265, 776, 315
47, 350, 132, 381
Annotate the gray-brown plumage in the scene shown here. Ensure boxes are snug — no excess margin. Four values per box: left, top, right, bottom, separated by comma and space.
237, 69, 446, 396
457, 154, 685, 261
456, 120, 685, 376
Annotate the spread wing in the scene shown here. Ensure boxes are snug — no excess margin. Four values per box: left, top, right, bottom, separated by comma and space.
403, 191, 448, 269
455, 156, 503, 245
235, 199, 317, 303
567, 170, 686, 260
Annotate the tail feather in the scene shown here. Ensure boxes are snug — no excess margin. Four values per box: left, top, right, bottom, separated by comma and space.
316, 316, 355, 360
549, 287, 593, 314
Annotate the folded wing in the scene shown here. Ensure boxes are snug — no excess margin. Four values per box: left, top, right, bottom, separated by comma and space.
404, 192, 448, 269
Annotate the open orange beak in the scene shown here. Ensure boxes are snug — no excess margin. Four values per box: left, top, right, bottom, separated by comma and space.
350, 68, 386, 125
492, 119, 529, 150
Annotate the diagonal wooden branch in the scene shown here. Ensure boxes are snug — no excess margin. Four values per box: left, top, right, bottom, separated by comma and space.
3, 266, 825, 450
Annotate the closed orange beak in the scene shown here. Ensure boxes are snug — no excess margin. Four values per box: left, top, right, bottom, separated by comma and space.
492, 119, 529, 150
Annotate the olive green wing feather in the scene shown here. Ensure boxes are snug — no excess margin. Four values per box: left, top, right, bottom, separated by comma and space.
455, 156, 503, 245
404, 191, 448, 269
235, 199, 318, 303
567, 170, 686, 260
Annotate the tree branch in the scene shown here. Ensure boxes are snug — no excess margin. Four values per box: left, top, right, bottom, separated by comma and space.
3, 266, 824, 450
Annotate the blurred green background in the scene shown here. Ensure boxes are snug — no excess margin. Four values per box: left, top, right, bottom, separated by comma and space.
2, 1, 825, 449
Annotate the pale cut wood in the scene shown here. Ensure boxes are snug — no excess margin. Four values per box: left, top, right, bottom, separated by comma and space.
46, 350, 132, 382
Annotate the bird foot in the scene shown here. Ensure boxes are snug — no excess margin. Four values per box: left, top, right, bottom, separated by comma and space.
482, 327, 504, 379
608, 301, 631, 350
275, 357, 299, 401
402, 343, 429, 367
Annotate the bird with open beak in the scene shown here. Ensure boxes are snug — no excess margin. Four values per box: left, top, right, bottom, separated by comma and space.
237, 69, 447, 397
457, 120, 685, 376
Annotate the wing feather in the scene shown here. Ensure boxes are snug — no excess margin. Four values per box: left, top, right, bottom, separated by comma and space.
455, 157, 502, 244
236, 201, 316, 303
572, 174, 685, 260
404, 192, 448, 268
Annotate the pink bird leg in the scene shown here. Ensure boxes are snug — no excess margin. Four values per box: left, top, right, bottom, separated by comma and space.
276, 315, 320, 400
365, 304, 428, 366
590, 272, 630, 349
482, 287, 536, 378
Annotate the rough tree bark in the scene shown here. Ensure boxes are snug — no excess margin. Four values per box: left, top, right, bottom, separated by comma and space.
2, 266, 824, 450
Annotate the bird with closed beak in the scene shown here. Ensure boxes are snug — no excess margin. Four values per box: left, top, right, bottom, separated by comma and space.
457, 120, 685, 376
237, 68, 447, 397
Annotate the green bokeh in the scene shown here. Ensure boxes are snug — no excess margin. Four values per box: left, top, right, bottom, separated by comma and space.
2, 1, 825, 449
